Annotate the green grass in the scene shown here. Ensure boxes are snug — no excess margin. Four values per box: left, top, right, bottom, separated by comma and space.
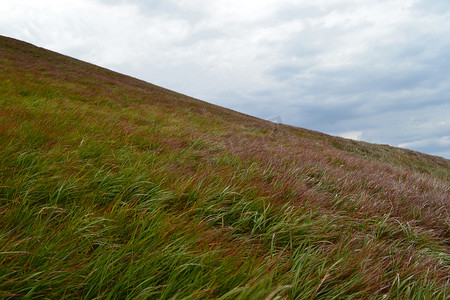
0, 35, 449, 299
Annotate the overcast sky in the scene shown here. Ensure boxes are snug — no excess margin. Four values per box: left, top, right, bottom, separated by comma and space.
1, 0, 450, 158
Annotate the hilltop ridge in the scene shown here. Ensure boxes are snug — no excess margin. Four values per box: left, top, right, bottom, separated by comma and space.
0, 35, 449, 299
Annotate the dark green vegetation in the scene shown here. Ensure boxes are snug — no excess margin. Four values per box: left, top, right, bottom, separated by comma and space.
0, 35, 449, 299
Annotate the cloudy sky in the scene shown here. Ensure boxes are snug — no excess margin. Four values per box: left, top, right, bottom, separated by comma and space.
1, 0, 450, 158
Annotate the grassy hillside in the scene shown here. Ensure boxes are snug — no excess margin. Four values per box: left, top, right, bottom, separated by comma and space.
0, 35, 449, 299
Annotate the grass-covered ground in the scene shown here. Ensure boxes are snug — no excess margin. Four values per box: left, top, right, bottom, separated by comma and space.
0, 35, 449, 299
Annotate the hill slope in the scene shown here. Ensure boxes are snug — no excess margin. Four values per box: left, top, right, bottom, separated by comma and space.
0, 35, 449, 299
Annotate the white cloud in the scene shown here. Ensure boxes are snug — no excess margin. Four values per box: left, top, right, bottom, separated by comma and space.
339, 131, 362, 141
398, 136, 450, 158
398, 136, 450, 149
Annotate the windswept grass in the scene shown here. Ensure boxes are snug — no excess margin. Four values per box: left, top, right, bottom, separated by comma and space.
0, 35, 449, 299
